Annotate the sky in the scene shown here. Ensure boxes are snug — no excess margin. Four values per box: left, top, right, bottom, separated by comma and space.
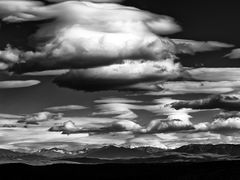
1, 0, 240, 152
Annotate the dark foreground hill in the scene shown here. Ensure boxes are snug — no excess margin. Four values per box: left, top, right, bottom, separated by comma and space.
2, 161, 240, 180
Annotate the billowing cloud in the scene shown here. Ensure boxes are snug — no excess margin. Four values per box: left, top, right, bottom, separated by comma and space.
0, 80, 40, 88
0, 45, 22, 70
2, 1, 182, 73
49, 121, 83, 134
0, 0, 231, 75
145, 119, 194, 133
225, 48, 240, 59
45, 105, 87, 112
195, 111, 240, 133
18, 111, 63, 125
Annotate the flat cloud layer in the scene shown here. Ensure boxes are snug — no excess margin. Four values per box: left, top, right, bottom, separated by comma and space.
145, 81, 240, 95
45, 105, 87, 112
171, 92, 240, 111
0, 80, 40, 88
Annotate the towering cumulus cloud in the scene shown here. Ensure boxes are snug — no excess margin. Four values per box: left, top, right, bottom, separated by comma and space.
0, 0, 231, 77
0, 0, 182, 72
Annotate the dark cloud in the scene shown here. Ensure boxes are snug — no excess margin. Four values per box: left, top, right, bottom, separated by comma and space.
171, 92, 240, 111
53, 60, 186, 92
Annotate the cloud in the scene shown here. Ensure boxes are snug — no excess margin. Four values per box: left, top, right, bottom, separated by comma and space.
45, 105, 87, 112
45, 0, 125, 3
187, 68, 240, 81
0, 113, 23, 119
123, 135, 168, 149
225, 48, 240, 59
144, 81, 240, 95
0, 80, 40, 88
93, 97, 201, 134
0, 45, 22, 70
83, 120, 142, 133
93, 102, 139, 119
54, 59, 186, 91
49, 119, 142, 134
0, 1, 230, 75
172, 39, 234, 54
0, 0, 43, 22
95, 98, 142, 104
3, 1, 182, 73
18, 111, 63, 125
171, 92, 240, 111
145, 119, 194, 133
23, 69, 70, 76
195, 112, 240, 133
49, 120, 82, 134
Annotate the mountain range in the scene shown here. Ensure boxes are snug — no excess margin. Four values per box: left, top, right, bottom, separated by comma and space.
1, 144, 240, 165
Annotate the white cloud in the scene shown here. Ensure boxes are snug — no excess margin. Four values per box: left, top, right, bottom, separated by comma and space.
4, 1, 181, 73
225, 48, 240, 59
0, 1, 230, 75
195, 112, 240, 133
45, 0, 125, 3
0, 0, 43, 22
23, 69, 70, 76
49, 119, 142, 134
146, 119, 194, 133
124, 135, 168, 149
173, 39, 233, 54
0, 113, 23, 119
145, 81, 240, 95
95, 98, 142, 104
18, 111, 63, 125
93, 102, 139, 119
45, 105, 87, 112
0, 80, 40, 88
187, 68, 240, 81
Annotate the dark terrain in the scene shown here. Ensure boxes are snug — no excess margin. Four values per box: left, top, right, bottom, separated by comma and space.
1, 144, 240, 179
